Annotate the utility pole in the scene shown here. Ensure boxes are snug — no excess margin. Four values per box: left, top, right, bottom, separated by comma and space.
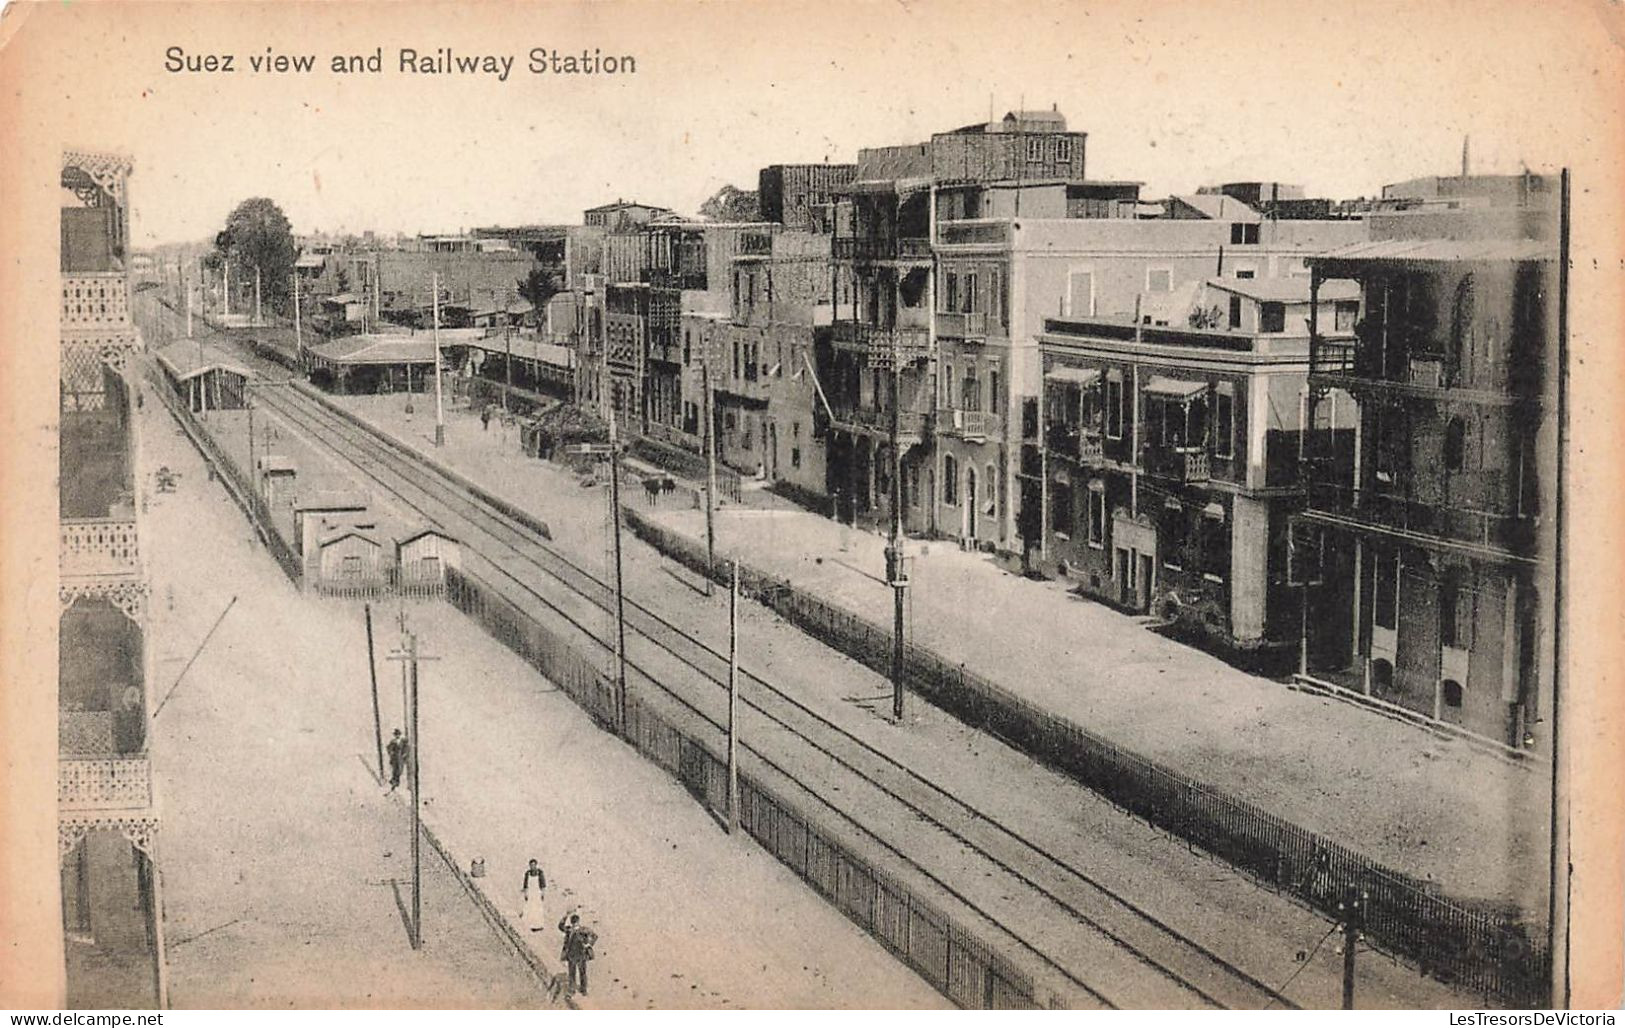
185, 266, 193, 339
1338, 888, 1365, 1009
607, 416, 629, 734
365, 603, 384, 780
224, 259, 231, 317
503, 318, 513, 414
386, 632, 437, 950
293, 271, 303, 361
886, 343, 908, 722
726, 559, 740, 833
702, 354, 717, 597
245, 389, 256, 490
1130, 292, 1143, 520
432, 272, 445, 446
254, 265, 262, 326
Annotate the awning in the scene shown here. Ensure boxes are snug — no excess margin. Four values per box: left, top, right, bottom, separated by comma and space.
1045, 367, 1101, 387
1202, 501, 1226, 522
1144, 376, 1206, 400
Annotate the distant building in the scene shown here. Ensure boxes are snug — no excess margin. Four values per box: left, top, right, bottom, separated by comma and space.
758, 164, 857, 232
583, 199, 675, 230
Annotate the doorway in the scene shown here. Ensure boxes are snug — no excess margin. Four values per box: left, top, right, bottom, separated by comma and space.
966, 466, 978, 538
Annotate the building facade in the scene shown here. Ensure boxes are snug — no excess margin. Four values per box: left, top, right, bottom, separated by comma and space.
1298, 195, 1560, 751
1036, 277, 1359, 664
59, 148, 166, 1008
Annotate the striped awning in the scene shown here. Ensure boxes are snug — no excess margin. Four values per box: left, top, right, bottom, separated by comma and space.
1045, 367, 1101, 387
1144, 376, 1206, 399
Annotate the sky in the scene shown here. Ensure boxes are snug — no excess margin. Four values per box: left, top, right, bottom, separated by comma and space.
6, 0, 1620, 247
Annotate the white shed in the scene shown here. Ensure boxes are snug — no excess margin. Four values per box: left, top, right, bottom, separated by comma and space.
395, 527, 461, 586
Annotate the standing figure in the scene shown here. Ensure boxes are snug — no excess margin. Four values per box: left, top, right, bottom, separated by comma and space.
481, 406, 492, 432
521, 859, 546, 932
386, 728, 407, 791
558, 912, 597, 997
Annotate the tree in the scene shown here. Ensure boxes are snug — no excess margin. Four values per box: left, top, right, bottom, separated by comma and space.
698, 185, 760, 222
517, 268, 562, 312
216, 197, 297, 314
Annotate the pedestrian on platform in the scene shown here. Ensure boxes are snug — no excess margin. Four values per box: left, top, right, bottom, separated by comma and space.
386, 728, 407, 791
481, 406, 491, 432
558, 911, 597, 997
521, 859, 547, 931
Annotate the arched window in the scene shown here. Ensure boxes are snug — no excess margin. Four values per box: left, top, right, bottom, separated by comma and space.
1442, 680, 1464, 708
1450, 274, 1475, 383
1443, 417, 1467, 472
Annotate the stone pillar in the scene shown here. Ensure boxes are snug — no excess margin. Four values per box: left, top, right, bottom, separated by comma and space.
1228, 495, 1269, 644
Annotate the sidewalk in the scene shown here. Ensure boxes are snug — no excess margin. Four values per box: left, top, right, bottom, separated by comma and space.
332, 395, 1548, 919
142, 395, 945, 1009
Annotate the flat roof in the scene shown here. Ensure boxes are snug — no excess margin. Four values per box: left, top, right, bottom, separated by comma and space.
1204, 277, 1361, 303
308, 334, 439, 365
1310, 238, 1556, 265
154, 340, 254, 382
293, 490, 367, 512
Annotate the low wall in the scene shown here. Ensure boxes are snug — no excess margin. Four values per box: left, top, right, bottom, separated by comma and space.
619, 506, 1549, 1008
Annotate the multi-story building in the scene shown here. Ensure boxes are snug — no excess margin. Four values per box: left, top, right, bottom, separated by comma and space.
583, 199, 674, 230
1035, 276, 1360, 665
935, 211, 1370, 558
710, 227, 833, 498
1297, 186, 1560, 751
757, 163, 856, 233
58, 148, 165, 1007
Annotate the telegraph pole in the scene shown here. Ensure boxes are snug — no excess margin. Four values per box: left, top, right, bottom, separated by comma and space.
293, 272, 304, 362
385, 632, 436, 950
254, 265, 262, 326
245, 389, 256, 491
1338, 888, 1365, 1009
703, 355, 718, 597
886, 344, 907, 722
726, 559, 740, 832
503, 318, 513, 414
185, 266, 193, 339
607, 416, 629, 734
365, 603, 384, 780
432, 272, 445, 446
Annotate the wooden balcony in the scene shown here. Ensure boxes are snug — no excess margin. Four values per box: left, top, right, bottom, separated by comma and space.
62, 272, 132, 332
940, 408, 999, 442
61, 518, 141, 580
59, 756, 153, 812
831, 321, 931, 365
935, 310, 988, 341
832, 236, 933, 262
1145, 446, 1210, 483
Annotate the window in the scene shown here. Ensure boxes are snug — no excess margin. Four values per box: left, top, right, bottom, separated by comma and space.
1146, 268, 1173, 293
943, 362, 956, 407
944, 271, 959, 313
1202, 509, 1228, 579
988, 368, 1001, 415
1230, 222, 1261, 245
1213, 383, 1235, 459
1234, 268, 1256, 280
1051, 478, 1072, 536
1443, 416, 1467, 472
943, 454, 958, 504
985, 463, 997, 516
1287, 522, 1325, 585
1372, 547, 1398, 628
1160, 505, 1185, 570
1440, 574, 1476, 649
1105, 371, 1124, 439
1067, 271, 1094, 317
792, 421, 801, 468
1442, 680, 1464, 708
1026, 137, 1046, 162
1260, 302, 1286, 334
1335, 301, 1358, 332
1228, 295, 1243, 330
963, 272, 978, 313
994, 267, 1008, 326
1086, 481, 1106, 547
1055, 137, 1073, 163
683, 329, 692, 365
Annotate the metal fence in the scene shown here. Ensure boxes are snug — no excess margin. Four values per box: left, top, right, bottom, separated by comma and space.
444, 565, 1047, 1009
617, 507, 1549, 1008
310, 566, 448, 600
146, 364, 304, 585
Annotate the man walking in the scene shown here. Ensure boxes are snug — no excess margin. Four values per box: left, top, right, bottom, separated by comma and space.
386, 728, 408, 791
558, 911, 597, 997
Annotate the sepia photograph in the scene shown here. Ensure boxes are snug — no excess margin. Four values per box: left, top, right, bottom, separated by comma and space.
2, 0, 1622, 1015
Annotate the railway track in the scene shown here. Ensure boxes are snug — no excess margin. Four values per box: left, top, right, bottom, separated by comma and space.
247, 378, 1302, 1011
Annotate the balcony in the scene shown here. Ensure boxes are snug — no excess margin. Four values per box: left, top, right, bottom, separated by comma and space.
61, 272, 131, 332
737, 232, 774, 256
1303, 482, 1539, 555
935, 310, 988, 341
935, 220, 1013, 247
1146, 446, 1210, 483
61, 518, 141, 579
828, 404, 931, 443
59, 756, 153, 812
831, 321, 931, 364
1046, 424, 1106, 465
940, 408, 1000, 442
833, 236, 932, 262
